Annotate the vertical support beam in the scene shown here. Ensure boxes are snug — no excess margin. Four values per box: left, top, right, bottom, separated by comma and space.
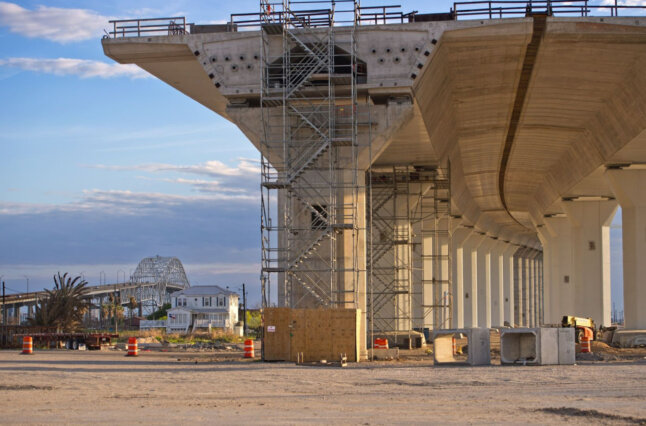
392, 188, 412, 332
521, 255, 531, 327
476, 237, 495, 328
563, 200, 618, 327
463, 233, 484, 328
528, 253, 536, 327
534, 252, 540, 326
538, 254, 544, 325
503, 244, 517, 326
490, 241, 505, 327
543, 216, 575, 323
451, 227, 472, 329
537, 226, 553, 324
513, 249, 523, 326
605, 169, 646, 329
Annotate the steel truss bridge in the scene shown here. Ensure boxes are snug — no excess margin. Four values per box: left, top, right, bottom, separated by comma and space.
0, 256, 190, 322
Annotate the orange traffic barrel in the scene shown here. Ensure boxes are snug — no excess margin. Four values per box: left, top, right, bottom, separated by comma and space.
374, 338, 388, 349
244, 339, 254, 358
126, 337, 139, 357
452, 336, 457, 355
580, 327, 593, 353
21, 336, 33, 355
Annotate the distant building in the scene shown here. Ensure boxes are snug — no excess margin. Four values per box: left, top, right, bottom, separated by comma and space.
166, 286, 239, 333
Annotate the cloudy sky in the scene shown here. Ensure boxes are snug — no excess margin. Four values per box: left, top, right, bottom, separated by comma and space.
0, 0, 639, 309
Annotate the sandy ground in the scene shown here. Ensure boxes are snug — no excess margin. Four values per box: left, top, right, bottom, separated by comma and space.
0, 348, 645, 425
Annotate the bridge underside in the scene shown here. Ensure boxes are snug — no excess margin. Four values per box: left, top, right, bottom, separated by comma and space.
102, 13, 646, 350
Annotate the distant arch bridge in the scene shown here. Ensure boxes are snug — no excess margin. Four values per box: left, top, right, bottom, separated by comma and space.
0, 256, 191, 321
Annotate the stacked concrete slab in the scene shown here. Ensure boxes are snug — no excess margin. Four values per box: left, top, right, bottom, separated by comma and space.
501, 328, 574, 365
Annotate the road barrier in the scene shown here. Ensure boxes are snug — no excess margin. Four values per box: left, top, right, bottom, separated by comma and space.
580, 327, 593, 353
244, 339, 254, 358
21, 336, 33, 355
373, 338, 389, 349
126, 337, 139, 356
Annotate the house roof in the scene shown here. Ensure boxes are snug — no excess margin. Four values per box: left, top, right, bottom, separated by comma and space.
172, 285, 238, 297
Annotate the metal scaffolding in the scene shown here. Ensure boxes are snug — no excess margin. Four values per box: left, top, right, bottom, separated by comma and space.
260, 0, 362, 310
367, 167, 451, 336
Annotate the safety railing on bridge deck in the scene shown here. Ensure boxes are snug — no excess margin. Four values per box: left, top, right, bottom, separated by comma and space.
453, 1, 646, 20
229, 2, 410, 31
107, 17, 189, 38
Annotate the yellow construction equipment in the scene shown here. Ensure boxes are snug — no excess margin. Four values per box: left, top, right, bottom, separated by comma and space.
561, 316, 596, 342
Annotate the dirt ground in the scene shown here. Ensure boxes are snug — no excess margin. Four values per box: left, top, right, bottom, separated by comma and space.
1, 346, 645, 425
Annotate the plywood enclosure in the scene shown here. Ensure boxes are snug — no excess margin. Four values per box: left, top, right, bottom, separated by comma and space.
263, 308, 360, 362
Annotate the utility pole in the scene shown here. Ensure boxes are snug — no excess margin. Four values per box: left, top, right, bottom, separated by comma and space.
2, 281, 6, 346
242, 283, 247, 336
114, 285, 119, 334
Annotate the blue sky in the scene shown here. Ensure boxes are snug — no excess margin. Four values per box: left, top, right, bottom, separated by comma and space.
0, 0, 634, 309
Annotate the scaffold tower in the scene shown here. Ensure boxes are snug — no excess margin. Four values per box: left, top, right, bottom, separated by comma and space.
367, 167, 451, 337
260, 0, 362, 310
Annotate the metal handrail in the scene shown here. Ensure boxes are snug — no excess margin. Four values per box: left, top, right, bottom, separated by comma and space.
453, 1, 646, 19
229, 4, 405, 30
108, 17, 188, 38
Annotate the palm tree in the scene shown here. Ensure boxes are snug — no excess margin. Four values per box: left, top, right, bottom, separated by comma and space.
29, 272, 88, 332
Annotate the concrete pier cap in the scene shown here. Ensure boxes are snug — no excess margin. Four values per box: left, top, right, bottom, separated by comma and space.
102, 3, 646, 353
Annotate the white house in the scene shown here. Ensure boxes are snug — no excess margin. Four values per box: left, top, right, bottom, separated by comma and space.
166, 285, 239, 333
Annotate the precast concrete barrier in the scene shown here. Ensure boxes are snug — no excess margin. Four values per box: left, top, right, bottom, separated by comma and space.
501, 328, 575, 365
433, 328, 491, 366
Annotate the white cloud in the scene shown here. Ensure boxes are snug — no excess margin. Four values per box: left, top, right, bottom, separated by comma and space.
0, 2, 110, 43
91, 159, 260, 178
601, 0, 646, 5
0, 57, 149, 79
139, 176, 250, 194
0, 188, 257, 216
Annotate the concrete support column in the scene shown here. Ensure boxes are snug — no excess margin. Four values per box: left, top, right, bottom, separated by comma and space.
422, 217, 450, 329
606, 169, 646, 329
532, 251, 541, 326
537, 255, 544, 325
476, 237, 496, 328
463, 233, 484, 328
563, 200, 618, 327
528, 253, 536, 327
393, 195, 412, 332
523, 255, 531, 327
490, 241, 506, 328
537, 226, 553, 323
502, 244, 517, 326
14, 303, 21, 324
542, 216, 575, 323
451, 227, 472, 328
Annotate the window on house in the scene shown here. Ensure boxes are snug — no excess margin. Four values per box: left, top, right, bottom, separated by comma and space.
204, 297, 211, 307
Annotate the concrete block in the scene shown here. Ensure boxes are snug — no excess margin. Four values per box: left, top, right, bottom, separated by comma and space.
368, 348, 399, 360
558, 328, 575, 365
433, 328, 491, 366
501, 328, 560, 365
611, 330, 646, 348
